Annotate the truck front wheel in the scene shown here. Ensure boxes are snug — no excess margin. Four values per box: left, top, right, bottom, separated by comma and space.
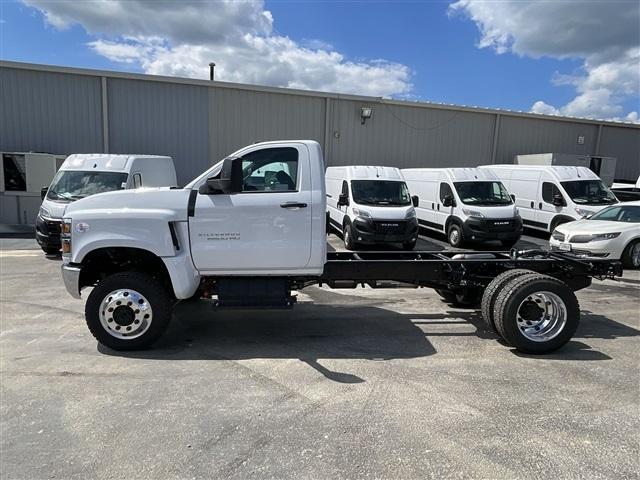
85, 271, 173, 350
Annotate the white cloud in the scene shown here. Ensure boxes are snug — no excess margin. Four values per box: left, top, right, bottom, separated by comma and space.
450, 0, 640, 123
23, 0, 412, 97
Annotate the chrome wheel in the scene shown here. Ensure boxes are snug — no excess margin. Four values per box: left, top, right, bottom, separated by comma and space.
516, 291, 567, 342
631, 242, 640, 267
99, 289, 153, 340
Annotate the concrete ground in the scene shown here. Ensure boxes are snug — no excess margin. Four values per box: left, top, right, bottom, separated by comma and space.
1, 235, 639, 480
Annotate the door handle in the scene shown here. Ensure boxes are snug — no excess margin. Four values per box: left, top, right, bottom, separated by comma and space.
437, 204, 440, 211
538, 202, 542, 209
280, 202, 307, 209
530, 201, 534, 208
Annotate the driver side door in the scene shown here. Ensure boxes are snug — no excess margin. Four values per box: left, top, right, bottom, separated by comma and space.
189, 143, 312, 273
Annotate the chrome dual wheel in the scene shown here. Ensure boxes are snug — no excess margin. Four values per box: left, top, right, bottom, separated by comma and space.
99, 289, 153, 339
515, 291, 567, 342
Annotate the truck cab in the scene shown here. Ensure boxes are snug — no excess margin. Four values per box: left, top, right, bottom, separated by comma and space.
37, 154, 176, 254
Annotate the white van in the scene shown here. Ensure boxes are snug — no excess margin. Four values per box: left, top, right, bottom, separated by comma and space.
36, 154, 176, 254
326, 166, 419, 250
402, 168, 522, 248
479, 165, 618, 233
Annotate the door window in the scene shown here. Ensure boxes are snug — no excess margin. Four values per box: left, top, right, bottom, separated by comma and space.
439, 182, 453, 202
241, 147, 298, 192
542, 182, 563, 204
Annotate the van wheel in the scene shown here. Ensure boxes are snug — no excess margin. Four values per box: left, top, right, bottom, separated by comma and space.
447, 223, 465, 248
622, 240, 640, 268
85, 271, 173, 350
493, 274, 579, 354
343, 224, 357, 250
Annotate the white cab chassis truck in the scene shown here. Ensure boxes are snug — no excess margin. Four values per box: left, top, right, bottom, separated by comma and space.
60, 141, 622, 355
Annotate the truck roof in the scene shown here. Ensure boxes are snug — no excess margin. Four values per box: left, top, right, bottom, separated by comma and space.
402, 167, 500, 182
326, 165, 404, 181
480, 164, 600, 181
61, 154, 172, 173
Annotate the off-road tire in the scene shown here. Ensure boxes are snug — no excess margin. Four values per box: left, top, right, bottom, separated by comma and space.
494, 273, 579, 354
481, 269, 534, 334
85, 271, 173, 351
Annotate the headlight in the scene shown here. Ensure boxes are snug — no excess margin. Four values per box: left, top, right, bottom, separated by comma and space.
61, 218, 72, 255
575, 208, 595, 218
590, 232, 621, 241
405, 207, 416, 219
352, 208, 371, 219
551, 229, 565, 241
462, 208, 484, 218
39, 206, 50, 218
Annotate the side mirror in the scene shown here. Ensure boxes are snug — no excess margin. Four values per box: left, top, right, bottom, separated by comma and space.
199, 157, 242, 195
510, 194, 516, 202
41, 186, 49, 200
442, 195, 455, 208
337, 193, 349, 207
412, 195, 419, 207
552, 194, 565, 207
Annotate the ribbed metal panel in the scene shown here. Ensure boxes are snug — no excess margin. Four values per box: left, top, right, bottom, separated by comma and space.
0, 67, 103, 153
209, 87, 325, 162
496, 116, 598, 164
327, 100, 495, 168
599, 126, 640, 181
107, 78, 209, 185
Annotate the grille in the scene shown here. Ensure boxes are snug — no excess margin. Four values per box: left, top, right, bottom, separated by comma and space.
488, 219, 514, 232
569, 234, 592, 243
372, 221, 406, 235
45, 220, 61, 237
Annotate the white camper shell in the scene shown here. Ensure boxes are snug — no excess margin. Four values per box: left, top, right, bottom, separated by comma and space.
479, 165, 618, 233
402, 168, 522, 248
37, 154, 176, 254
326, 166, 419, 250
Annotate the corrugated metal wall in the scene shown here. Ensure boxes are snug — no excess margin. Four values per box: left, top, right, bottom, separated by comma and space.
1, 62, 639, 226
0, 68, 103, 153
495, 116, 599, 165
598, 126, 640, 181
327, 99, 495, 167
108, 78, 209, 185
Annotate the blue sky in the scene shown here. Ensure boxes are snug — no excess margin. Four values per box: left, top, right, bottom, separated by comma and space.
1, 0, 638, 122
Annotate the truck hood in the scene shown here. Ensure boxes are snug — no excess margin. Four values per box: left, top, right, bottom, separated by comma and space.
64, 187, 191, 221
460, 204, 518, 219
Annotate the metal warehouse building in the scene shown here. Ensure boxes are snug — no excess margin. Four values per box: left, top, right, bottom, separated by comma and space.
1, 60, 639, 224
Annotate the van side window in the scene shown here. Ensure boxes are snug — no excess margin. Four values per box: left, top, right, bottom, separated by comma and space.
241, 147, 298, 192
132, 173, 142, 188
341, 180, 349, 198
542, 182, 563, 204
439, 182, 453, 202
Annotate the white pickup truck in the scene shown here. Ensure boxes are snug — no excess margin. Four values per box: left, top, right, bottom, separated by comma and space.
60, 140, 622, 354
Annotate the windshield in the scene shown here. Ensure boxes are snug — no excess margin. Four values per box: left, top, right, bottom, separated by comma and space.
350, 180, 411, 206
560, 180, 617, 205
47, 171, 128, 202
589, 205, 640, 223
453, 181, 512, 206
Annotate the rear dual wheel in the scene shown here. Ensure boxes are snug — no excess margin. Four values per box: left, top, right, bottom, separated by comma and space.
482, 272, 580, 354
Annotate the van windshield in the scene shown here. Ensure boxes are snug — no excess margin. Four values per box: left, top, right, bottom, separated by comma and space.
47, 170, 128, 202
350, 180, 411, 206
560, 180, 617, 205
453, 181, 512, 206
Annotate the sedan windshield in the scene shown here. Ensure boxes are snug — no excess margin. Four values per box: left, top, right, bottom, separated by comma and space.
350, 180, 411, 206
560, 180, 617, 205
47, 171, 128, 202
589, 205, 640, 223
453, 181, 512, 206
